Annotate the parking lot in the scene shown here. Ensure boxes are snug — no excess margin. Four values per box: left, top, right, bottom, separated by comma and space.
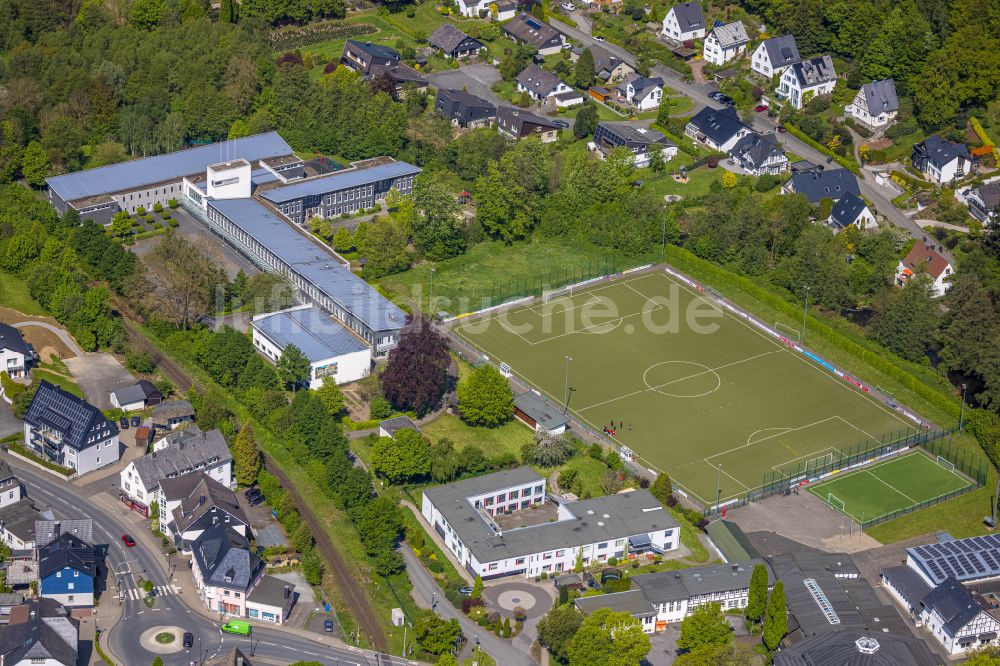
425, 63, 504, 107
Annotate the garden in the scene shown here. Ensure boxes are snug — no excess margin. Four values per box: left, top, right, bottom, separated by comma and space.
109, 200, 179, 244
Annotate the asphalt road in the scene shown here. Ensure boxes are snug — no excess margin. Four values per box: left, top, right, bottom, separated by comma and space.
6, 457, 396, 666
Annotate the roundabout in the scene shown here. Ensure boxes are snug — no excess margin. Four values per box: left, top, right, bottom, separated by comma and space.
642, 360, 722, 398
139, 626, 187, 655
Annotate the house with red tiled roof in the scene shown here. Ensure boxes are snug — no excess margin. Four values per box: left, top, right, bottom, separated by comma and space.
895, 242, 953, 297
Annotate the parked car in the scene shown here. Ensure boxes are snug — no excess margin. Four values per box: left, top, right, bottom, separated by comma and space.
594, 35, 605, 42
221, 621, 251, 636
183, 632, 193, 648
130, 415, 140, 427
121, 534, 136, 547
754, 104, 769, 112
324, 619, 335, 632
717, 94, 734, 106
245, 489, 264, 506
119, 417, 129, 430
776, 124, 787, 133
458, 586, 474, 596
708, 91, 723, 101
561, 1, 575, 9
552, 119, 570, 129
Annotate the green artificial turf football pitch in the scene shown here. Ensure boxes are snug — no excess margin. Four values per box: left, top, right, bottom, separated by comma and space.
806, 451, 974, 524
453, 269, 916, 507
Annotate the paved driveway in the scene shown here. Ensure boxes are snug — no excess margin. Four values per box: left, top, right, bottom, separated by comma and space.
425, 63, 504, 106
63, 354, 136, 410
0, 401, 20, 439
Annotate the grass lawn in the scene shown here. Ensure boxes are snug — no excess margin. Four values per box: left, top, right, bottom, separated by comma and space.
382, 3, 488, 39
0, 272, 46, 316
642, 167, 727, 199
32, 369, 84, 398
556, 455, 611, 498
879, 129, 927, 163
379, 236, 650, 315
806, 451, 974, 524
867, 480, 997, 544
419, 413, 535, 460
454, 270, 913, 506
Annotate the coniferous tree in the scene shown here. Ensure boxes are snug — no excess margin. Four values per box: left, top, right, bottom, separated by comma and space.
575, 48, 595, 89
745, 564, 768, 626
232, 425, 262, 487
763, 581, 787, 651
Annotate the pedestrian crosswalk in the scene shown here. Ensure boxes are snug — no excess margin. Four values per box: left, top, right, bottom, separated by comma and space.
119, 584, 181, 601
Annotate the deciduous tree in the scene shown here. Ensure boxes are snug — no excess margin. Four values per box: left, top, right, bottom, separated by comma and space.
415, 610, 462, 655
573, 102, 599, 139
538, 606, 583, 664
371, 429, 431, 484
457, 365, 514, 427
315, 376, 346, 416
566, 607, 651, 666
413, 174, 465, 260
21, 141, 50, 187
677, 602, 731, 652
651, 472, 673, 506
381, 317, 451, 416
142, 234, 225, 329
870, 274, 938, 362
277, 344, 311, 390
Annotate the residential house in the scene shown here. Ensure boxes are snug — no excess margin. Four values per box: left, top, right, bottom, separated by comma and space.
339, 40, 401, 76
246, 574, 297, 624
0, 324, 31, 379
0, 598, 78, 666
593, 122, 678, 168
513, 392, 568, 436
918, 578, 1000, 655
685, 106, 752, 152
782, 167, 860, 203
0, 499, 40, 551
0, 460, 23, 510
503, 14, 565, 56
109, 379, 163, 412
495, 107, 561, 143
703, 21, 749, 66
912, 135, 972, 185
575, 591, 658, 633
616, 74, 664, 111
728, 132, 788, 176
23, 381, 120, 476
571, 46, 634, 84
896, 241, 953, 297
827, 192, 877, 232
515, 64, 573, 103
434, 88, 497, 128
750, 35, 800, 80
204, 648, 254, 666
378, 416, 420, 439
455, 0, 515, 19
428, 24, 484, 59
965, 180, 1000, 223
38, 532, 95, 609
0, 592, 25, 624
152, 399, 195, 430
661, 2, 706, 42
845, 79, 899, 130
369, 63, 427, 101
421, 467, 679, 579
776, 55, 837, 110
163, 473, 251, 548
190, 524, 264, 618
119, 426, 233, 518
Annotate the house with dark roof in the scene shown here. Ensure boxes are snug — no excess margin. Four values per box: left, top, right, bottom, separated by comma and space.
750, 35, 800, 79
434, 88, 497, 128
503, 13, 565, 55
616, 74, 664, 111
152, 399, 195, 431
119, 426, 233, 517
250, 305, 372, 389
0, 324, 32, 379
918, 577, 1000, 655
23, 381, 120, 476
162, 473, 250, 549
0, 500, 41, 551
109, 379, 162, 412
190, 524, 264, 618
846, 79, 899, 129
496, 107, 561, 143
685, 106, 752, 152
246, 574, 297, 624
515, 63, 573, 102
38, 532, 96, 609
339, 40, 401, 76
827, 192, 876, 232
204, 648, 253, 666
593, 122, 678, 168
729, 132, 788, 176
369, 62, 427, 100
378, 415, 420, 439
571, 45, 634, 84
773, 632, 940, 666
782, 167, 860, 204
703, 21, 749, 66
881, 565, 933, 620
896, 241, 953, 297
0, 598, 78, 666
429, 24, 484, 59
965, 179, 1000, 223
661, 2, 706, 42
777, 55, 837, 110
513, 392, 568, 436
575, 590, 657, 633
913, 135, 972, 185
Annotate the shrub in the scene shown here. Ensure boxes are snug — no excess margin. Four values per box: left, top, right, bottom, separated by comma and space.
369, 396, 393, 420
607, 556, 618, 566
137, 206, 146, 216
168, 198, 178, 208
153, 202, 163, 213
754, 174, 782, 192
707, 156, 719, 168
461, 597, 485, 614
324, 62, 338, 74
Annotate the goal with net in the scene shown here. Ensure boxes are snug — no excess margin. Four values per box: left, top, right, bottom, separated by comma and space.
542, 285, 573, 304
936, 455, 956, 473
774, 321, 801, 341
827, 493, 846, 513
805, 453, 835, 476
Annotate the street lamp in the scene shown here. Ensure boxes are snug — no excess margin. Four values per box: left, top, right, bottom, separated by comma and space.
801, 285, 811, 342
429, 268, 436, 315
960, 383, 969, 432
715, 464, 723, 516
563, 356, 573, 414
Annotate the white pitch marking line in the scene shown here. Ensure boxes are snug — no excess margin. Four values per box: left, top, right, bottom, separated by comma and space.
705, 416, 842, 461
862, 469, 917, 504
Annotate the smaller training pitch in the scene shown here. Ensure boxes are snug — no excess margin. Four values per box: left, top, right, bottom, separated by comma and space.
807, 451, 974, 523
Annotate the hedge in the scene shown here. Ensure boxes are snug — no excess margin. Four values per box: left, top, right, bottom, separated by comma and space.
7, 442, 75, 476
661, 245, 962, 423
782, 122, 860, 175
0, 372, 24, 399
651, 123, 699, 156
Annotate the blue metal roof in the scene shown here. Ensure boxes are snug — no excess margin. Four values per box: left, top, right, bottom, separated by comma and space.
253, 306, 368, 362
259, 161, 421, 205
46, 132, 294, 203
207, 198, 406, 333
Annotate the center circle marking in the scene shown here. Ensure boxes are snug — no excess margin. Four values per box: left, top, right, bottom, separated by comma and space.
643, 361, 722, 398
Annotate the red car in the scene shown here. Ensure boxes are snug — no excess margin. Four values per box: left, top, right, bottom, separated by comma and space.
122, 534, 136, 547
754, 104, 769, 112
776, 124, 787, 133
